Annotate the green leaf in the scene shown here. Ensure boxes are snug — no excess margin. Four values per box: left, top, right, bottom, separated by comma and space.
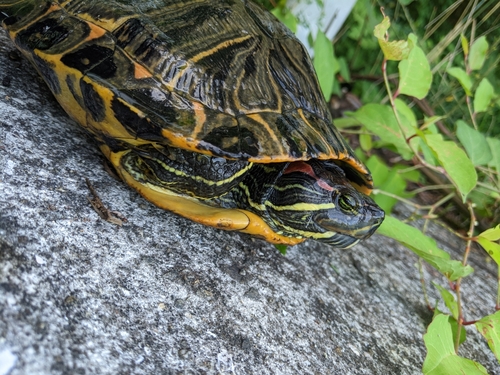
460, 34, 469, 56
359, 133, 372, 152
423, 314, 489, 375
313, 30, 336, 100
433, 283, 458, 319
456, 120, 492, 166
350, 104, 413, 159
365, 155, 389, 186
275, 244, 288, 255
373, 16, 390, 40
479, 224, 500, 241
373, 16, 410, 61
424, 134, 477, 201
421, 116, 445, 131
449, 317, 467, 346
476, 237, 500, 265
337, 57, 351, 82
474, 78, 495, 113
419, 137, 439, 166
395, 98, 417, 127
447, 67, 473, 96
377, 216, 473, 280
469, 36, 489, 71
475, 311, 500, 362
372, 170, 407, 213
432, 309, 466, 345
395, 99, 420, 150
398, 34, 432, 99
487, 138, 500, 174
271, 8, 297, 33
333, 117, 361, 128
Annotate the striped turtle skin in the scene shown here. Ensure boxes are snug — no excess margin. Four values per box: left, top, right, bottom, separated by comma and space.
0, 0, 384, 248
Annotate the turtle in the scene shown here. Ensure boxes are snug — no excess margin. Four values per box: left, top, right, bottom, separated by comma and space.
0, 0, 384, 248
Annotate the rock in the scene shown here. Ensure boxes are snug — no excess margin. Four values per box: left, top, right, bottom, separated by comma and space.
0, 31, 498, 375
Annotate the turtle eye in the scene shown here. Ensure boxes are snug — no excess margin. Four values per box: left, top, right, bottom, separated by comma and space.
338, 194, 358, 213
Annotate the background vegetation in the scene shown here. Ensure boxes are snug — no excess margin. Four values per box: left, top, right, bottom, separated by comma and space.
257, 0, 500, 373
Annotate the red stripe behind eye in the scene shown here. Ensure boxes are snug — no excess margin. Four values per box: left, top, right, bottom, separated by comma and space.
284, 161, 315, 176
284, 162, 334, 192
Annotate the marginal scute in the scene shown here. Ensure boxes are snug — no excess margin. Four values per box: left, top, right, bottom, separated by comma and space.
80, 79, 106, 122
110, 96, 164, 141
32, 53, 61, 95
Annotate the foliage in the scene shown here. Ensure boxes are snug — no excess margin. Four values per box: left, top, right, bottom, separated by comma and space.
268, 0, 500, 372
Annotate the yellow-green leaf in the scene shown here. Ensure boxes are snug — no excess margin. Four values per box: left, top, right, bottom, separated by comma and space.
373, 16, 409, 61
476, 237, 500, 265
475, 311, 500, 363
433, 283, 458, 319
313, 30, 336, 100
456, 120, 492, 166
350, 104, 413, 159
447, 67, 472, 96
474, 78, 495, 113
424, 134, 477, 201
460, 34, 469, 56
398, 34, 432, 99
479, 224, 500, 241
469, 36, 489, 71
377, 216, 473, 280
423, 314, 489, 375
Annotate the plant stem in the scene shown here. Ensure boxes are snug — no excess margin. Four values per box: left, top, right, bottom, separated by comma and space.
497, 264, 500, 310
454, 202, 476, 353
410, 184, 455, 194
418, 259, 433, 310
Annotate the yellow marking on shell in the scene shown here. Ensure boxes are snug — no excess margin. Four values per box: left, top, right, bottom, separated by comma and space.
75, 13, 137, 33
191, 101, 208, 139
87, 22, 107, 41
296, 108, 331, 152
167, 35, 253, 89
134, 62, 153, 79
4, 2, 58, 39
147, 155, 253, 188
30, 42, 150, 147
246, 113, 285, 155
265, 201, 336, 212
47, 3, 62, 16
101, 146, 303, 245
191, 35, 253, 63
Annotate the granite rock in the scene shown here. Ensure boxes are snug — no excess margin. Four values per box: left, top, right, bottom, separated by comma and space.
0, 31, 498, 375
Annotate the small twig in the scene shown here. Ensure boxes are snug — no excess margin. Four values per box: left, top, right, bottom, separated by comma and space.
423, 193, 455, 233
409, 184, 455, 194
86, 178, 127, 226
418, 258, 433, 311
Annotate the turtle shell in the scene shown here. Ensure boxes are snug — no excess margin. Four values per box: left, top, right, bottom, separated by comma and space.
0, 0, 373, 194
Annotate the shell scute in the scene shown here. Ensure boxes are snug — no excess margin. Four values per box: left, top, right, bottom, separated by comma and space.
1, 0, 373, 191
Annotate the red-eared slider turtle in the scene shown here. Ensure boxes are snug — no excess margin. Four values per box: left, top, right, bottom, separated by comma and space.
0, 0, 384, 248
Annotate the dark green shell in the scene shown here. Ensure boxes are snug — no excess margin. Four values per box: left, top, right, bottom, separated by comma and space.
0, 0, 373, 192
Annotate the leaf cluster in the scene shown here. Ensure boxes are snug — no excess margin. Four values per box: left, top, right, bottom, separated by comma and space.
270, 0, 500, 372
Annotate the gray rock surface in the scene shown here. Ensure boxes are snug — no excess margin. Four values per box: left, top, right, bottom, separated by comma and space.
0, 30, 498, 375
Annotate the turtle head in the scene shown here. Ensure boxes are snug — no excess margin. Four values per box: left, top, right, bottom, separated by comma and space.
268, 160, 385, 248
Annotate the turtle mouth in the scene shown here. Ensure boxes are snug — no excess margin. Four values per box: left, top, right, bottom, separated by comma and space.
317, 202, 385, 242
